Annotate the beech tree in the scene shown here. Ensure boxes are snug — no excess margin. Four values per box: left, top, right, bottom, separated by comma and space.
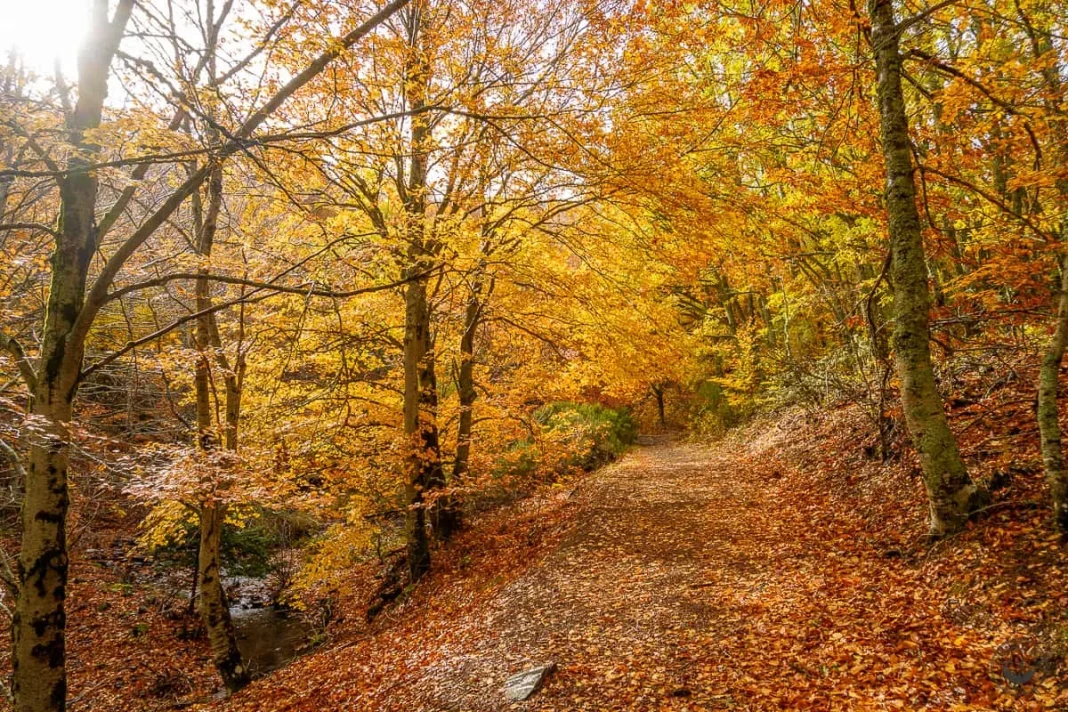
868, 0, 987, 535
263, 0, 612, 580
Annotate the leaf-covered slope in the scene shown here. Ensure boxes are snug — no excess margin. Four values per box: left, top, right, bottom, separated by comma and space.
211, 410, 1068, 711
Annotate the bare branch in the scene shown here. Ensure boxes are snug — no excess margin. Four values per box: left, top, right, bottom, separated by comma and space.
0, 334, 37, 392
81, 266, 436, 380
106, 268, 435, 303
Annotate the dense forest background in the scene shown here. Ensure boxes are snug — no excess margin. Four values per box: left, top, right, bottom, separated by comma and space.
1, 0, 1067, 709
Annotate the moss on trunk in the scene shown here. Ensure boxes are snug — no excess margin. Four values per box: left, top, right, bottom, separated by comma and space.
869, 0, 986, 535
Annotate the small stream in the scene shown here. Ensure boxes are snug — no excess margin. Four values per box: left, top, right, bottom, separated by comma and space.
225, 575, 314, 675
231, 605, 314, 675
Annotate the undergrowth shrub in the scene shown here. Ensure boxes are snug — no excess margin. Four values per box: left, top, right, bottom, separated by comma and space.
533, 401, 638, 471
688, 381, 752, 436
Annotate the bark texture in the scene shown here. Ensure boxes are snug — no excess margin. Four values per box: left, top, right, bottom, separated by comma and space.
445, 267, 490, 537
869, 0, 986, 536
197, 504, 248, 692
12, 5, 132, 709
1026, 11, 1068, 531
400, 1, 439, 578
452, 281, 484, 486
402, 274, 435, 580
1038, 259, 1068, 531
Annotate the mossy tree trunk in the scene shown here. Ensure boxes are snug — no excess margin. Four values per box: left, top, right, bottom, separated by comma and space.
11, 4, 132, 710
1038, 257, 1068, 530
869, 0, 986, 536
1022, 7, 1068, 531
196, 503, 248, 692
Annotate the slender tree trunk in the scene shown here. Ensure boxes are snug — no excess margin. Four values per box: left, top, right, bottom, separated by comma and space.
652, 384, 666, 428
869, 0, 985, 536
1038, 257, 1068, 530
1020, 8, 1068, 531
194, 347, 248, 693
399, 1, 446, 576
421, 350, 454, 537
402, 275, 433, 579
197, 503, 248, 691
188, 560, 199, 616
192, 164, 250, 693
0, 63, 17, 218
866, 254, 894, 461
14, 163, 93, 710
453, 288, 481, 486
0, 175, 11, 218
445, 272, 489, 538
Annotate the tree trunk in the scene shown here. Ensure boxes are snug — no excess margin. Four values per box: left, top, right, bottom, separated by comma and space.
188, 559, 199, 616
402, 275, 434, 580
652, 384, 666, 428
1038, 256, 1068, 530
445, 275, 489, 538
0, 174, 11, 219
453, 289, 481, 486
421, 348, 455, 538
194, 356, 248, 693
866, 254, 894, 461
14, 158, 93, 709
197, 503, 248, 691
869, 0, 985, 536
192, 164, 250, 693
14, 397, 75, 712
1021, 8, 1068, 532
400, 1, 446, 576
12, 6, 132, 708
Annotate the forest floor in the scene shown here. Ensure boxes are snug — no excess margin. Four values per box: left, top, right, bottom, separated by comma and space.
207, 408, 1068, 712
10, 403, 1066, 711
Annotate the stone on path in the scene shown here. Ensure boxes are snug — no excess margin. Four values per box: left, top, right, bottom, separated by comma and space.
503, 663, 556, 701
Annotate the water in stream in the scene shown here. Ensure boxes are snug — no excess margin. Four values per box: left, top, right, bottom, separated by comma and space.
231, 606, 313, 675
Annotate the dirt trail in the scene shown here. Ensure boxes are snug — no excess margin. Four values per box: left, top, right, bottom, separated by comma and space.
459, 438, 778, 710
371, 437, 799, 711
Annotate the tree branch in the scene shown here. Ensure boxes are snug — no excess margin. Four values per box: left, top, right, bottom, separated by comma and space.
106, 269, 434, 303
0, 334, 37, 392
81, 267, 435, 381
0, 222, 61, 238
71, 0, 413, 359
905, 49, 1020, 115
917, 163, 1053, 242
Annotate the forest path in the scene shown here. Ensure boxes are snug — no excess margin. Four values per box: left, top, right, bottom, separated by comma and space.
466, 437, 780, 709
382, 436, 807, 711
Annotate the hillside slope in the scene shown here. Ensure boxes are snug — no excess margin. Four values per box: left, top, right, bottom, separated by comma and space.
208, 410, 1068, 711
